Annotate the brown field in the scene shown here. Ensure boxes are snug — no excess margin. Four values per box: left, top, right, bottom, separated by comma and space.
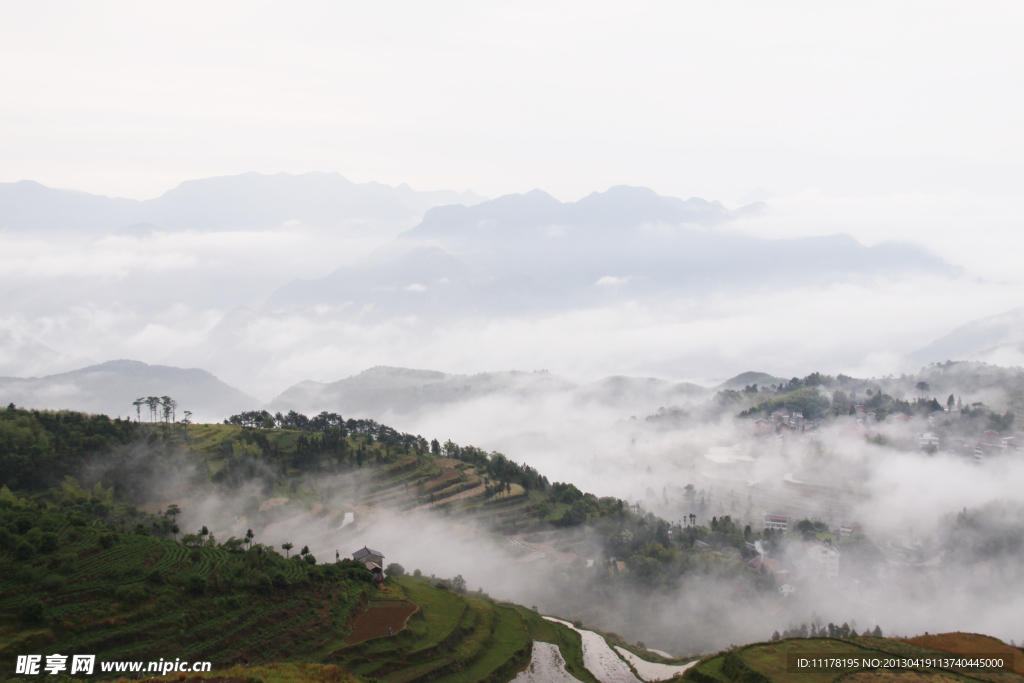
344, 600, 419, 645
421, 468, 464, 491
434, 458, 464, 468
902, 633, 1024, 675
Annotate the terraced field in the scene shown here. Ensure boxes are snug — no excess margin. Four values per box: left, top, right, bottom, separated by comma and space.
354, 457, 536, 532
0, 520, 372, 670
330, 576, 534, 683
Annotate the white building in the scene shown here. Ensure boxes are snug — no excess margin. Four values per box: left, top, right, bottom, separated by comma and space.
764, 514, 791, 532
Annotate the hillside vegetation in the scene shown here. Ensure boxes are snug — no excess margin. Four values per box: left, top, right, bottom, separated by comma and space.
686, 634, 1024, 683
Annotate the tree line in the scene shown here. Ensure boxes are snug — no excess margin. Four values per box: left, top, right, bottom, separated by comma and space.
131, 396, 190, 424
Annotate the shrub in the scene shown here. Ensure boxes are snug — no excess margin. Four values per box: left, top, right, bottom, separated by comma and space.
146, 569, 165, 585
188, 548, 202, 562
343, 566, 374, 583
20, 598, 44, 623
271, 572, 288, 589
186, 575, 206, 596
98, 533, 116, 550
114, 584, 148, 605
41, 575, 67, 593
15, 541, 35, 560
413, 568, 422, 577
385, 563, 405, 576
251, 572, 272, 594
722, 651, 742, 680
304, 554, 317, 565
39, 532, 59, 553
51, 553, 77, 575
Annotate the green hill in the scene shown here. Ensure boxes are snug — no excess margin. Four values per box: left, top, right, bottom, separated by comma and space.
686, 636, 1024, 683
0, 485, 595, 683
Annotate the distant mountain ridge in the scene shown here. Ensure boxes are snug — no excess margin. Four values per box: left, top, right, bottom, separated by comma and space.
0, 359, 258, 422
266, 365, 711, 418
0, 172, 486, 232
264, 185, 956, 316
401, 185, 744, 240
911, 305, 1024, 366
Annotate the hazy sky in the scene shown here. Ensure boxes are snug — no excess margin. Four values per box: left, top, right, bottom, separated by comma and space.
3, 1, 1022, 203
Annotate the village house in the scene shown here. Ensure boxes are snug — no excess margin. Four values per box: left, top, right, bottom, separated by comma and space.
748, 555, 791, 583
981, 429, 1001, 444
763, 514, 791, 532
837, 521, 859, 537
778, 583, 796, 596
352, 546, 386, 583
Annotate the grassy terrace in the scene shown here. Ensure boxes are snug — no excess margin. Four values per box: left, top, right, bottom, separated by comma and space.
0, 524, 372, 670
331, 577, 536, 683
689, 636, 1024, 683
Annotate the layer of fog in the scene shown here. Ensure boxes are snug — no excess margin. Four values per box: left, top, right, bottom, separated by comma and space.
3, 271, 1022, 399
3, 186, 1024, 400
135, 377, 1024, 654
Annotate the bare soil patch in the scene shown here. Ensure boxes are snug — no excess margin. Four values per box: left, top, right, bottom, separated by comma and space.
345, 600, 419, 645
422, 468, 463, 491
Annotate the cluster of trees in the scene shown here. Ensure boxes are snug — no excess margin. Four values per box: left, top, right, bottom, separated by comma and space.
770, 622, 883, 639
0, 406, 137, 490
131, 396, 186, 423
737, 387, 832, 420
959, 403, 1015, 433
225, 410, 430, 450
226, 409, 347, 432
944, 502, 1024, 567
0, 487, 379, 596
0, 487, 380, 641
224, 410, 432, 464
795, 519, 829, 537
433, 439, 549, 492
213, 411, 437, 484
732, 366, 1024, 437
740, 383, 961, 423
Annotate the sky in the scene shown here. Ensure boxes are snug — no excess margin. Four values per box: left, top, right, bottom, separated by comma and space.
2, 1, 1024, 399
2, 1, 1023, 203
